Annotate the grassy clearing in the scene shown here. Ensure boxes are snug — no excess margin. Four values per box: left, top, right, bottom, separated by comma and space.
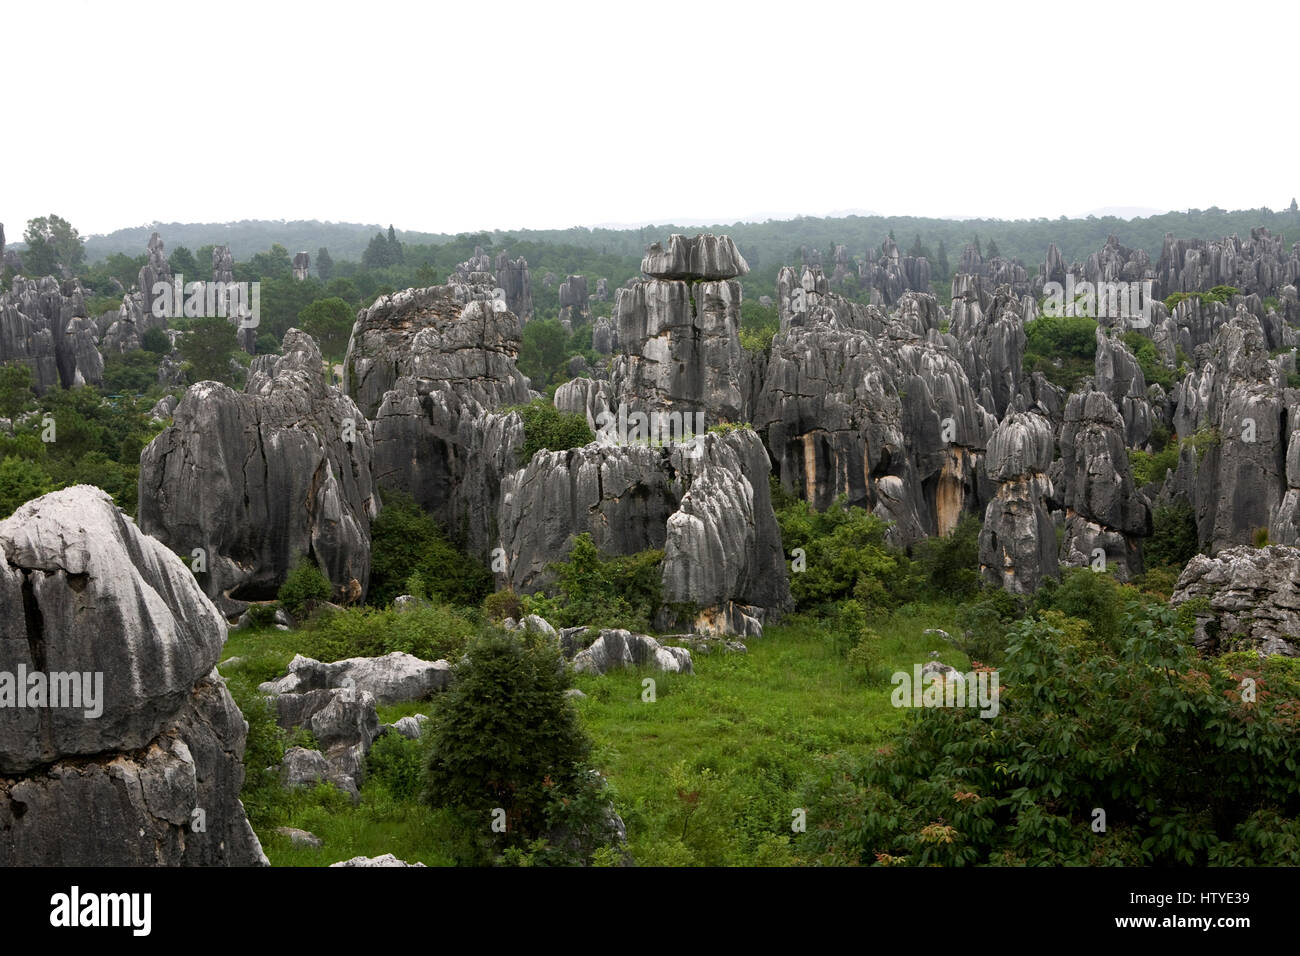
219, 602, 964, 866
574, 605, 963, 865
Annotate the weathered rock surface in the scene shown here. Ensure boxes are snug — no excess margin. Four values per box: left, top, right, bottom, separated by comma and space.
640, 234, 749, 281
258, 652, 450, 705
1057, 390, 1150, 580
979, 411, 1059, 594
571, 629, 693, 675
330, 853, 426, 867
0, 487, 265, 865
1171, 546, 1300, 656
758, 270, 995, 541
608, 276, 746, 422
139, 330, 377, 614
495, 251, 534, 324
0, 276, 103, 392
558, 275, 589, 327
345, 283, 531, 420
497, 429, 791, 635
1171, 309, 1285, 552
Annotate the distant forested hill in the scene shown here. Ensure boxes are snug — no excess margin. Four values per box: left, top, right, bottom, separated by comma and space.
81, 205, 1300, 275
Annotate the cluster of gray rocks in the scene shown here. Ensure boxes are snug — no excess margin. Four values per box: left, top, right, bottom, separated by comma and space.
5, 224, 1300, 866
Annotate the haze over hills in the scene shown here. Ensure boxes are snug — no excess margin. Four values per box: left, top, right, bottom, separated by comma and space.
64, 203, 1300, 272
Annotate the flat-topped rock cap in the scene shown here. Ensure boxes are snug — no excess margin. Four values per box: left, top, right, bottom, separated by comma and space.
641, 234, 749, 280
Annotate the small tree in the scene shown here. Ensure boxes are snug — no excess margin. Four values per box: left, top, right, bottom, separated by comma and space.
22, 214, 85, 276
297, 296, 355, 361
0, 364, 36, 419
277, 554, 333, 619
316, 247, 334, 282
179, 315, 240, 384
426, 629, 592, 858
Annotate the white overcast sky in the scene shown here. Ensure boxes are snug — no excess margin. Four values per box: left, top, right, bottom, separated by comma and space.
4, 0, 1297, 238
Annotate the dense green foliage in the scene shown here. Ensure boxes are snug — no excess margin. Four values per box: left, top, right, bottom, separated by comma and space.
295, 601, 480, 664
0, 375, 165, 516
509, 398, 594, 463
525, 533, 663, 632
296, 296, 354, 361
179, 315, 244, 385
1146, 501, 1201, 570
276, 556, 333, 619
367, 491, 493, 608
1022, 316, 1098, 390
797, 594, 1300, 866
424, 629, 602, 862
1122, 329, 1175, 389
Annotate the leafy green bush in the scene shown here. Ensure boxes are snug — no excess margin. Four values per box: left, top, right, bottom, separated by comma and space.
739, 300, 778, 353
1121, 330, 1174, 389
366, 730, 431, 802
525, 533, 662, 632
952, 585, 1026, 665
1130, 443, 1179, 486
368, 491, 493, 608
797, 602, 1300, 865
277, 556, 333, 619
297, 601, 479, 663
0, 365, 36, 419
1146, 501, 1200, 570
1032, 567, 1134, 646
141, 327, 171, 355
910, 513, 981, 600
101, 351, 162, 394
1164, 285, 1239, 312
482, 589, 523, 623
774, 494, 912, 614
0, 455, 54, 517
425, 629, 599, 862
507, 398, 594, 463
1023, 315, 1098, 390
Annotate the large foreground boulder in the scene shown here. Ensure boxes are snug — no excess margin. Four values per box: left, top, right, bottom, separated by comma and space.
0, 487, 266, 865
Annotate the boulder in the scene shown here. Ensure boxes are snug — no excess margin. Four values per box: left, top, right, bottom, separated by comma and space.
1171, 546, 1300, 656
258, 652, 451, 704
330, 853, 426, 867
138, 330, 377, 615
0, 487, 265, 865
571, 630, 693, 675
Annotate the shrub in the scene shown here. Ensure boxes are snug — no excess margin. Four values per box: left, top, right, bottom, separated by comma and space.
797, 602, 1300, 866
425, 630, 595, 861
297, 601, 479, 663
1121, 330, 1174, 390
1146, 501, 1200, 570
774, 495, 912, 614
1032, 567, 1134, 646
527, 533, 662, 632
846, 626, 886, 684
366, 730, 431, 802
0, 455, 54, 517
910, 513, 981, 600
953, 586, 1025, 665
1130, 443, 1179, 486
100, 350, 161, 395
509, 399, 594, 463
482, 589, 523, 623
277, 555, 333, 619
141, 327, 171, 355
0, 364, 36, 419
368, 491, 493, 608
